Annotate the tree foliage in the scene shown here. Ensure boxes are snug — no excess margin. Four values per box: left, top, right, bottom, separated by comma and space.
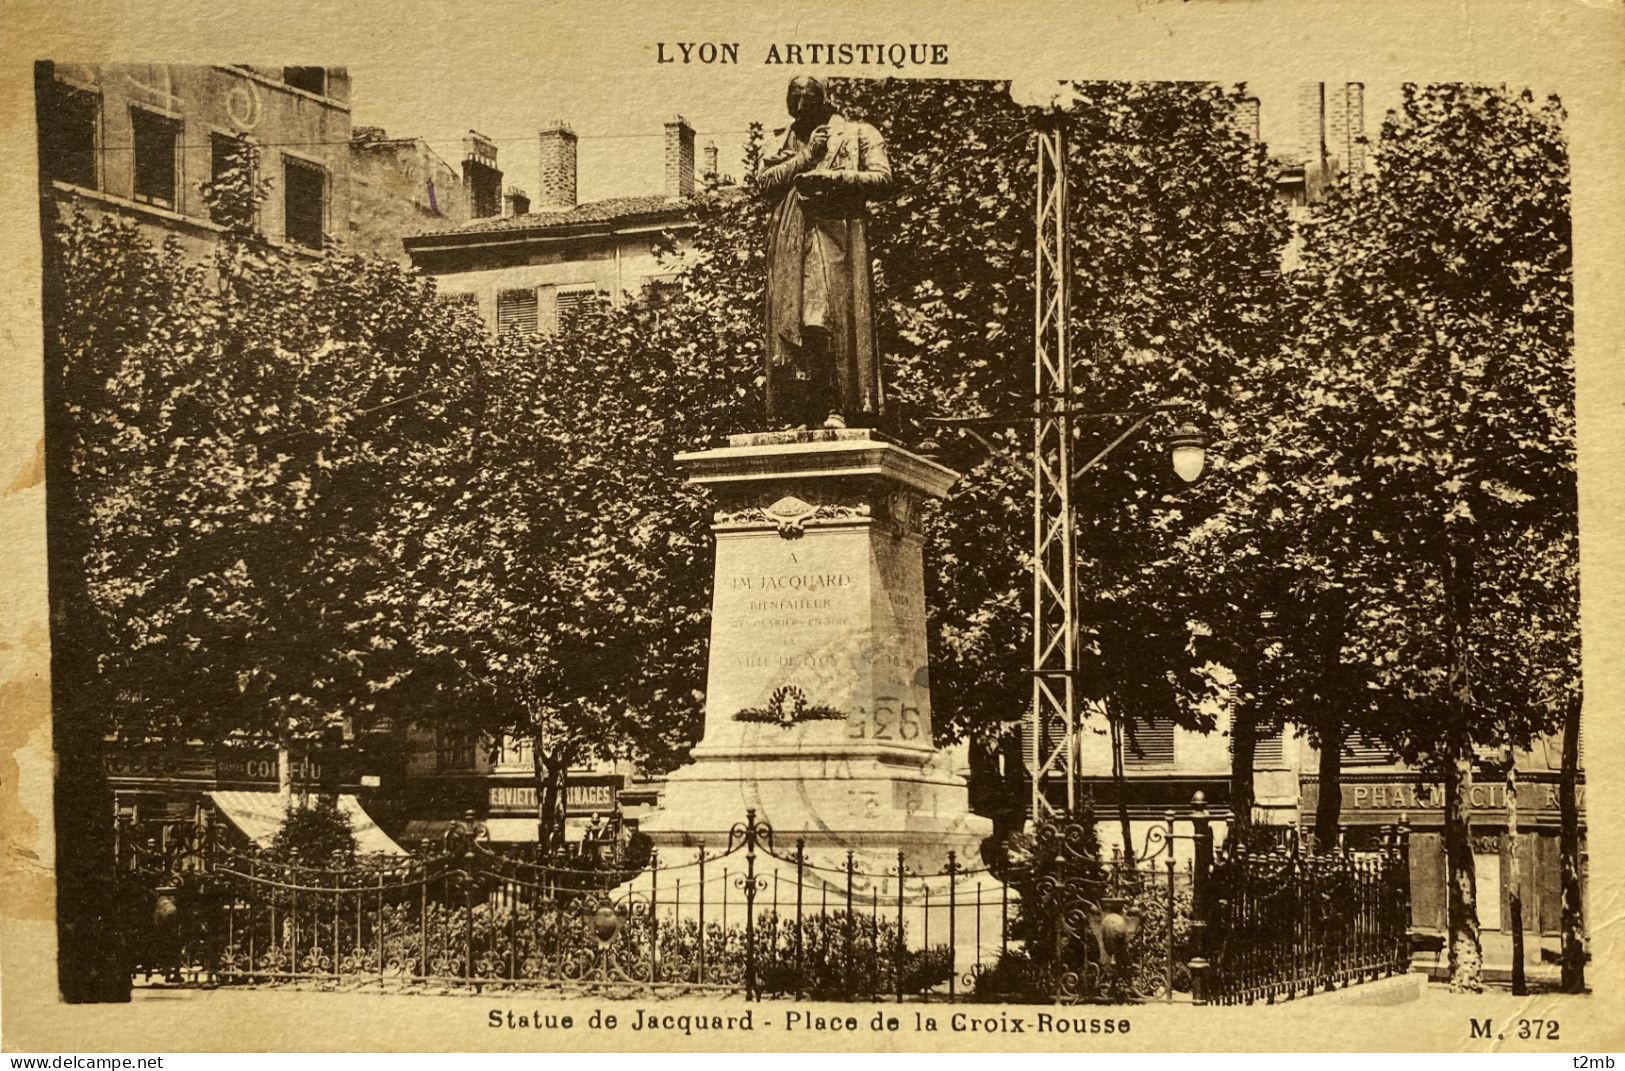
268, 795, 358, 865
52, 209, 485, 746
1164, 83, 1574, 989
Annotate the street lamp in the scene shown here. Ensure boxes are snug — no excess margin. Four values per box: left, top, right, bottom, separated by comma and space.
1166, 422, 1208, 484
926, 75, 1217, 825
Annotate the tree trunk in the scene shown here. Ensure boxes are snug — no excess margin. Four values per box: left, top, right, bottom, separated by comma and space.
1505, 750, 1525, 995
528, 730, 568, 860
1312, 591, 1351, 852
1314, 717, 1345, 851
1229, 706, 1257, 845
545, 763, 569, 857
277, 718, 292, 802
1444, 743, 1482, 991
1109, 710, 1133, 861
39, 60, 130, 1002
1559, 691, 1585, 992
1443, 543, 1482, 992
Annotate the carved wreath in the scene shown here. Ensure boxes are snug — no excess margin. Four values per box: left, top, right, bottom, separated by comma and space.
733, 684, 845, 729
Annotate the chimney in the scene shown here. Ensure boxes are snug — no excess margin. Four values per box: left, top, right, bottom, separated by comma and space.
1341, 83, 1367, 188
703, 140, 720, 180
504, 186, 530, 217
1232, 97, 1261, 143
462, 131, 502, 219
537, 121, 578, 211
664, 116, 695, 200
1294, 82, 1325, 166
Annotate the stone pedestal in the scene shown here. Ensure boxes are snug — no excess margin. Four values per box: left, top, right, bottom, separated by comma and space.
641, 430, 991, 869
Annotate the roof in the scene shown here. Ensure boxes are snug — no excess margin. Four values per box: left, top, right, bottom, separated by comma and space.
411, 194, 696, 243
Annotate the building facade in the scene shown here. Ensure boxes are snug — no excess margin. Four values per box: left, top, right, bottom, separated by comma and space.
385, 728, 647, 851
1298, 733, 1586, 941
38, 63, 354, 257
403, 118, 707, 334
36, 62, 472, 266
347, 126, 480, 264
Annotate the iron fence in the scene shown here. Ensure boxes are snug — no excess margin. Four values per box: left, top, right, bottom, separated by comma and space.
116, 809, 1018, 1000
111, 800, 1410, 1005
1201, 823, 1412, 1004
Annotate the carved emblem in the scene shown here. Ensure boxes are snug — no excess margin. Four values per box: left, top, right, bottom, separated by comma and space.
714, 495, 871, 538
886, 489, 924, 537
733, 684, 845, 729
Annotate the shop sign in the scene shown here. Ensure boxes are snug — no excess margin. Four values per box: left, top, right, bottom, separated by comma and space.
1307, 778, 1585, 817
215, 749, 345, 786
488, 777, 623, 815
105, 749, 216, 781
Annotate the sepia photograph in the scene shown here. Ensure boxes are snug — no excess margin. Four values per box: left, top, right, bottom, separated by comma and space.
2, 0, 1623, 1057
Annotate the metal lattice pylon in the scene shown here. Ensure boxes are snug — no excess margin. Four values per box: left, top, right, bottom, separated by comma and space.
1028, 118, 1077, 822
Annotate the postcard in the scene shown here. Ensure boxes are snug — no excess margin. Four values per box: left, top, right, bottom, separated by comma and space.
2, 0, 1622, 1054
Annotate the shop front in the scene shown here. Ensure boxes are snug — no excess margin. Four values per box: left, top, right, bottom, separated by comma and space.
1301, 773, 1586, 937
108, 743, 393, 850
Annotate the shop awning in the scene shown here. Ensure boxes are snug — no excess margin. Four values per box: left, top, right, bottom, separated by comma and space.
484, 818, 540, 843
207, 791, 406, 856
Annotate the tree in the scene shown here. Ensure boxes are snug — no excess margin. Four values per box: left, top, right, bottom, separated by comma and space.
269, 795, 358, 866
1268, 84, 1575, 991
52, 206, 487, 749
378, 178, 764, 852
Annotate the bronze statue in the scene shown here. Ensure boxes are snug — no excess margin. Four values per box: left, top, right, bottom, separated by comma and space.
757, 76, 893, 430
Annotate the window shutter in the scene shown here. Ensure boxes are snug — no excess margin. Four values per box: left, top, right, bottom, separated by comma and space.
1124, 717, 1175, 767
1229, 728, 1286, 765
556, 287, 595, 325
497, 288, 539, 336
1342, 733, 1395, 766
283, 156, 327, 249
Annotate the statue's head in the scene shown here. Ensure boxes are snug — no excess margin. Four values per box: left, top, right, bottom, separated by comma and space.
785, 76, 830, 123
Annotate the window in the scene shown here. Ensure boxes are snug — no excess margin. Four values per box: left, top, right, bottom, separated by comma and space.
1123, 717, 1175, 767
40, 80, 98, 189
283, 156, 326, 250
436, 732, 475, 771
496, 288, 539, 336
282, 67, 327, 95
491, 735, 531, 768
130, 107, 180, 209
